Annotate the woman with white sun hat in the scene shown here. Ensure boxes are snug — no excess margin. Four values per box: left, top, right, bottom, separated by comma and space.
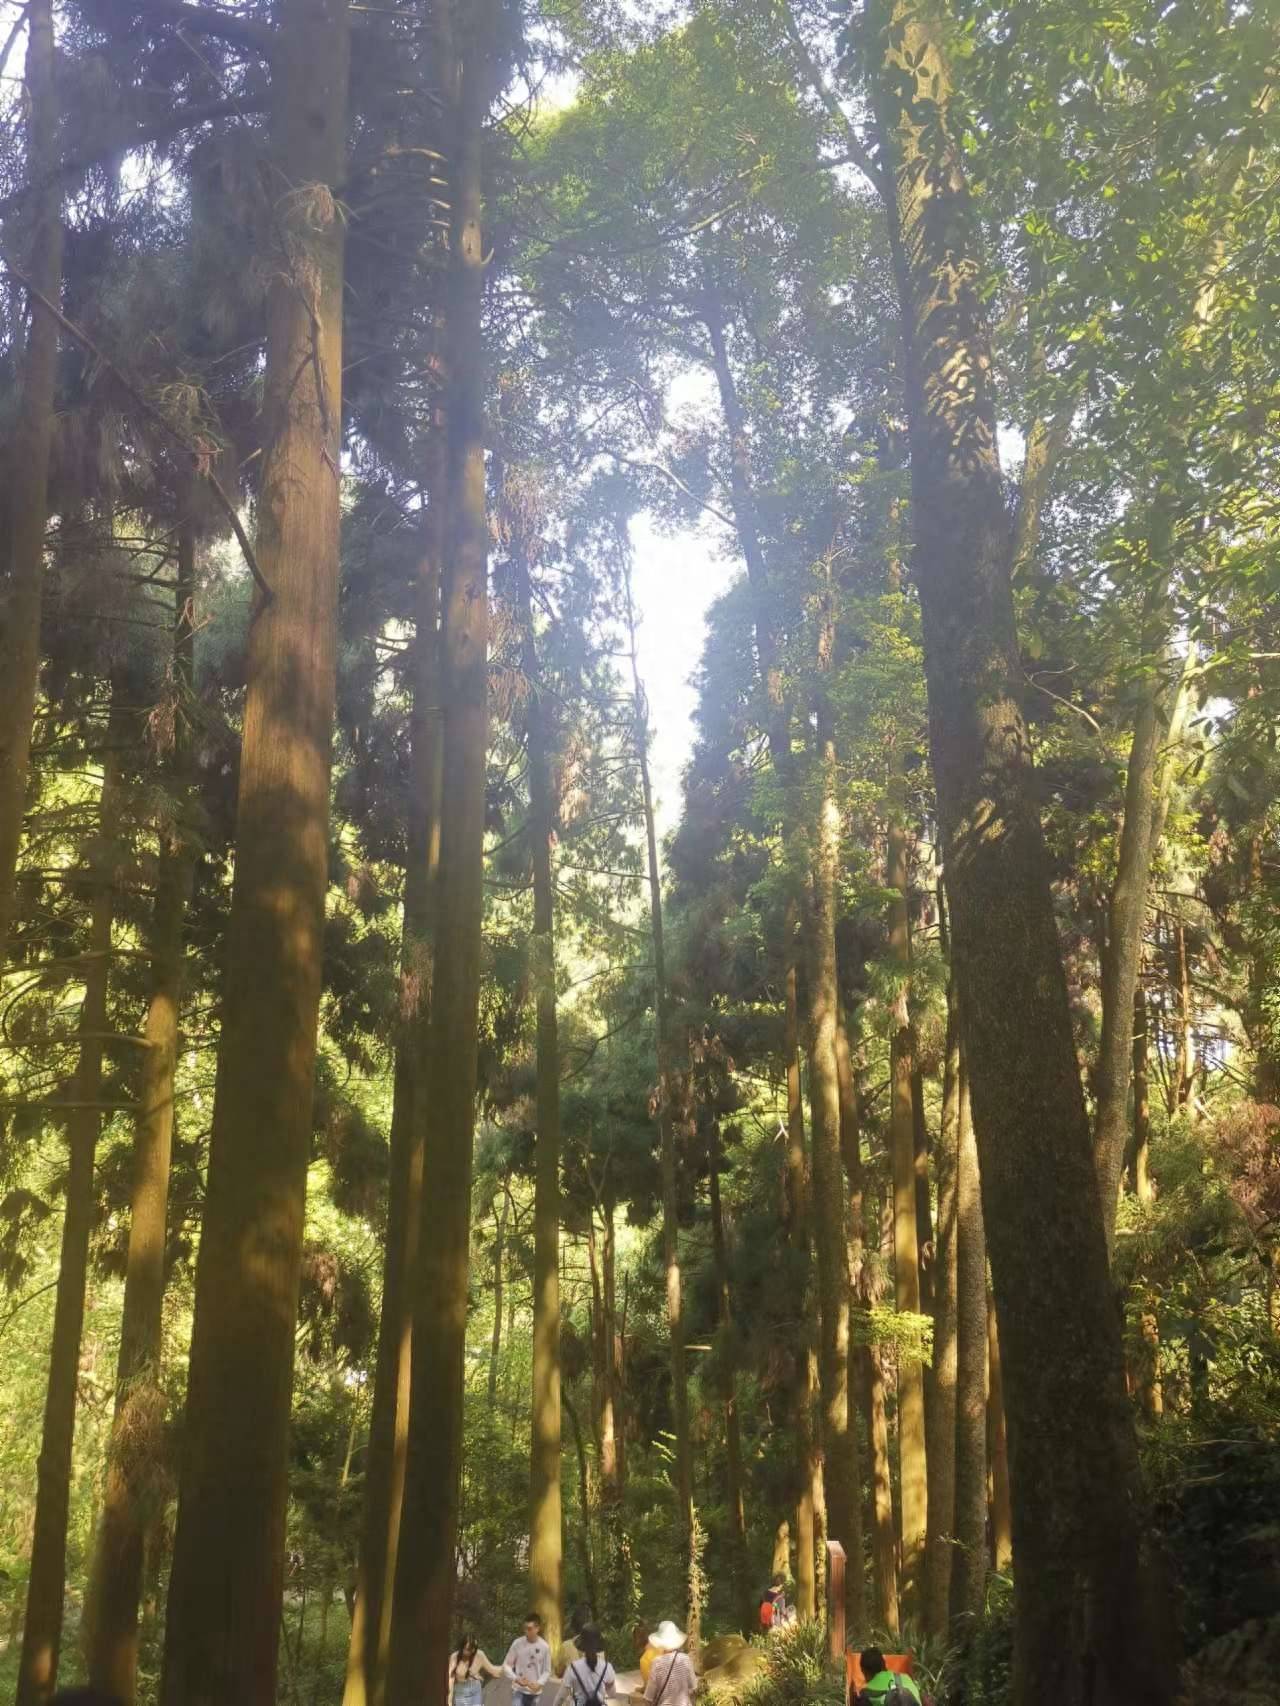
642, 1623, 699, 1706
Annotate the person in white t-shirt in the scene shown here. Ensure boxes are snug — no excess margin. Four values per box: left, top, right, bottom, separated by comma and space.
554, 1626, 616, 1706
504, 1612, 553, 1706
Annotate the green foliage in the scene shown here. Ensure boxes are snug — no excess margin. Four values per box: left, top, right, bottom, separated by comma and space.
711, 1621, 844, 1706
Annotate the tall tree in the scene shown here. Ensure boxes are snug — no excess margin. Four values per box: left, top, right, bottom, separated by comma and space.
866, 1, 1174, 1697
160, 3, 350, 1698
512, 477, 565, 1652
924, 991, 960, 1637
88, 517, 198, 1706
623, 548, 696, 1635
388, 1, 497, 1691
0, 0, 63, 960
343, 461, 444, 1706
952, 1054, 987, 1628
17, 687, 127, 1706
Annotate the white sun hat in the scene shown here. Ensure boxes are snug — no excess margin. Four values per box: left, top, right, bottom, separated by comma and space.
650, 1622, 687, 1653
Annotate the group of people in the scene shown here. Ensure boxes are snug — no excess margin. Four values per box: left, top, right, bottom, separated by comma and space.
449, 1612, 699, 1706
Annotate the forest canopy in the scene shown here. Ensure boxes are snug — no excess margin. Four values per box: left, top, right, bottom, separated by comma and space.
0, 3, 1278, 1706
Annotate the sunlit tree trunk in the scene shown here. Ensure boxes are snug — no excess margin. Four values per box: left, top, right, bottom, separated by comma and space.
986, 1290, 1012, 1574
388, 3, 494, 1695
887, 821, 927, 1620
18, 690, 125, 1706
953, 1057, 987, 1627
514, 502, 564, 1652
624, 556, 695, 1636
709, 1138, 751, 1633
785, 952, 820, 1621
0, 0, 63, 962
160, 9, 349, 1700
88, 522, 198, 1706
1129, 986, 1153, 1204
924, 993, 960, 1637
870, 4, 1173, 1697
344, 466, 443, 1706
489, 1182, 509, 1405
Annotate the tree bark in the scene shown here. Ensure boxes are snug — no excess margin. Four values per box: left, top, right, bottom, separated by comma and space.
1093, 680, 1162, 1249
708, 1142, 751, 1633
0, 0, 63, 963
785, 952, 820, 1622
887, 822, 927, 1621
952, 1054, 987, 1628
986, 1290, 1013, 1575
924, 993, 960, 1638
160, 8, 349, 1700
869, 5, 1172, 1698
18, 693, 125, 1706
515, 507, 564, 1652
343, 479, 443, 1706
88, 522, 198, 1706
489, 1184, 509, 1406
1130, 985, 1153, 1204
387, 4, 494, 1696
624, 557, 695, 1635
600, 1196, 621, 1496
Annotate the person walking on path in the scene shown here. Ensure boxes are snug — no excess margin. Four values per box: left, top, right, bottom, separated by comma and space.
505, 1612, 553, 1706
553, 1626, 617, 1706
448, 1635, 506, 1706
851, 1649, 921, 1706
642, 1623, 698, 1706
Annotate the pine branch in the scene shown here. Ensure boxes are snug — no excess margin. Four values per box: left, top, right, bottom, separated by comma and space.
77, 0, 276, 59
2, 264, 273, 605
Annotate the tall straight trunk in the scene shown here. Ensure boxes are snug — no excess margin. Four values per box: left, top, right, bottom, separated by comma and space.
343, 486, 443, 1706
785, 953, 820, 1621
600, 1197, 620, 1496
488, 1184, 509, 1406
911, 1066, 934, 1316
834, 1002, 876, 1641
1174, 922, 1195, 1113
805, 562, 866, 1636
88, 522, 198, 1705
0, 0, 63, 961
953, 1056, 987, 1628
887, 822, 927, 1620
865, 1344, 898, 1633
624, 561, 694, 1633
924, 994, 960, 1638
1130, 986, 1153, 1204
706, 290, 823, 1619
985, 1291, 1012, 1574
515, 533, 564, 1651
869, 7, 1172, 1699
388, 3, 494, 1695
708, 1144, 751, 1633
18, 691, 126, 1706
160, 10, 349, 1701
561, 1388, 598, 1612
1093, 681, 1162, 1248
805, 817, 865, 1633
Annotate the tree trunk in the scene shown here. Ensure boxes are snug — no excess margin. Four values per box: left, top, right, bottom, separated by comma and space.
924, 994, 960, 1638
624, 558, 695, 1636
985, 1290, 1013, 1574
388, 3, 494, 1695
600, 1196, 621, 1496
887, 822, 927, 1621
0, 0, 63, 962
865, 1342, 898, 1634
953, 1055, 987, 1628
18, 691, 125, 1706
805, 848, 865, 1632
1175, 922, 1196, 1114
489, 1183, 509, 1405
785, 948, 820, 1622
1130, 986, 1153, 1204
160, 9, 349, 1700
88, 522, 198, 1706
561, 1387, 598, 1614
709, 1141, 751, 1633
515, 521, 564, 1652
343, 480, 443, 1706
1093, 681, 1162, 1249
870, 6, 1173, 1698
